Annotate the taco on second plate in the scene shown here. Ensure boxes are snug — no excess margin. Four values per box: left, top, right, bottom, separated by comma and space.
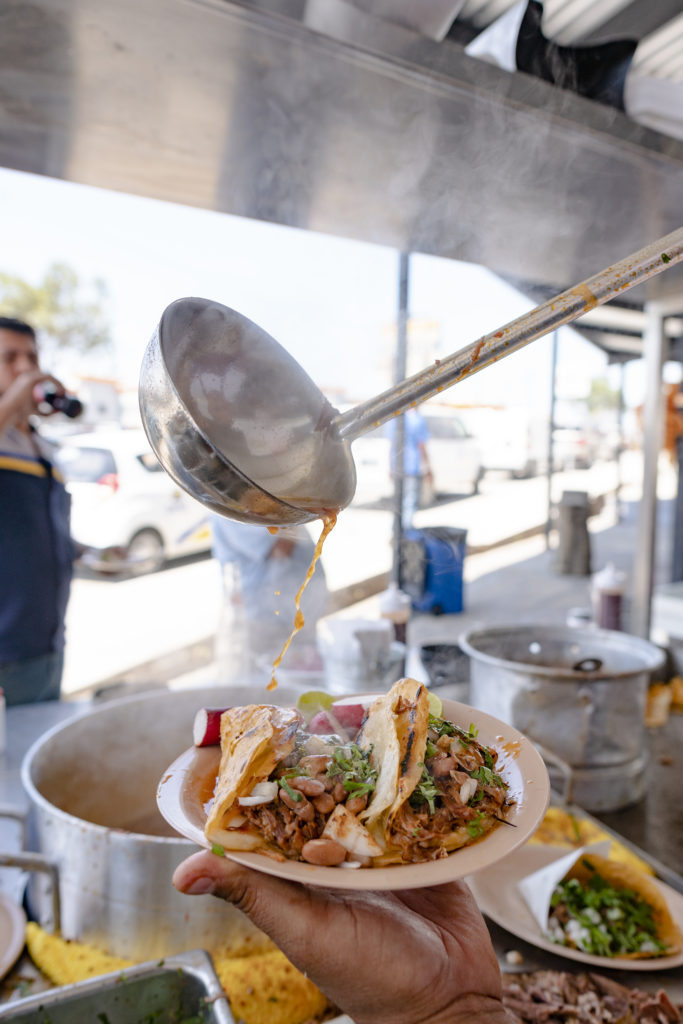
546, 852, 683, 958
204, 678, 513, 867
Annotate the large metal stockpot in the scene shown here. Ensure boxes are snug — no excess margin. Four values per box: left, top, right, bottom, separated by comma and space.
459, 625, 665, 812
20, 684, 303, 961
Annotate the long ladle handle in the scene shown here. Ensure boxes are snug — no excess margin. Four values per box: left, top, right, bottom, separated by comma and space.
335, 226, 683, 441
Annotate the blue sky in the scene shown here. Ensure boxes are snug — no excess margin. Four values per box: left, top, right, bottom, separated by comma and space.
1, 165, 632, 416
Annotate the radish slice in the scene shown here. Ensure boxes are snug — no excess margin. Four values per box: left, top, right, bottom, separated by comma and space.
193, 707, 231, 747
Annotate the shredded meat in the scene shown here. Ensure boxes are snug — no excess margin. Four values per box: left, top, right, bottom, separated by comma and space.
388, 724, 513, 862
502, 971, 683, 1023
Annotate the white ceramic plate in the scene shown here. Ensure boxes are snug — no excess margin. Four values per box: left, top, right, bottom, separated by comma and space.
0, 892, 26, 980
157, 696, 550, 890
468, 842, 683, 971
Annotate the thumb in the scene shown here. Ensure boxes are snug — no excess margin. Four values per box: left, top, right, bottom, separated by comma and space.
173, 850, 320, 945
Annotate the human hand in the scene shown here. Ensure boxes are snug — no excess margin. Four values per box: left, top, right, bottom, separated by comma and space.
173, 852, 509, 1024
1, 368, 61, 418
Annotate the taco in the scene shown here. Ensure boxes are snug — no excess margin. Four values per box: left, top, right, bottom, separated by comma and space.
546, 853, 683, 958
359, 680, 513, 864
204, 678, 513, 867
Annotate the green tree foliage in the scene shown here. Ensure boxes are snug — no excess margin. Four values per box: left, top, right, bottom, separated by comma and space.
0, 262, 111, 355
587, 376, 620, 413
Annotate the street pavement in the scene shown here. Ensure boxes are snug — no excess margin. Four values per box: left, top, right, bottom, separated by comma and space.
61, 451, 669, 697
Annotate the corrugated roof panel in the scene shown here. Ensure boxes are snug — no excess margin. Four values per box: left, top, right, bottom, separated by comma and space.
631, 11, 683, 82
456, 0, 683, 83
542, 0, 633, 45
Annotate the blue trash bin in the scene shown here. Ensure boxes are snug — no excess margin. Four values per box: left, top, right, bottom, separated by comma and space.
400, 527, 467, 614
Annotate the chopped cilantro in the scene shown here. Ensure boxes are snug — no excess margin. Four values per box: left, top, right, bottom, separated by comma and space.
211, 843, 225, 856
471, 765, 506, 788
409, 763, 440, 814
327, 744, 378, 797
549, 871, 667, 957
279, 778, 303, 802
662, 252, 671, 263
428, 714, 478, 746
466, 812, 486, 839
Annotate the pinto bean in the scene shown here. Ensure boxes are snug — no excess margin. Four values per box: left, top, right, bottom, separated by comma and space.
301, 838, 347, 866
294, 800, 315, 822
313, 792, 335, 815
279, 788, 304, 811
345, 794, 368, 814
289, 776, 326, 797
332, 781, 347, 803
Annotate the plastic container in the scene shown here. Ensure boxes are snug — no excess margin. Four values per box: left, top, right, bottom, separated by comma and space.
592, 562, 626, 631
378, 582, 412, 644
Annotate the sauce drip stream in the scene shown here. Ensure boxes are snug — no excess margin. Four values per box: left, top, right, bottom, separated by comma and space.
267, 511, 338, 690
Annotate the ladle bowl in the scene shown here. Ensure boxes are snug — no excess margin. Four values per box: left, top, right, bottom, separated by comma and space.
139, 227, 683, 526
139, 298, 356, 525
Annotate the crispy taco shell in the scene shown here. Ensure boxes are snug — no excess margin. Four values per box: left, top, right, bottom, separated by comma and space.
565, 853, 682, 957
204, 704, 300, 850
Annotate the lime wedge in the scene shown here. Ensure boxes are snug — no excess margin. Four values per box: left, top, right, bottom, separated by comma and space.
427, 690, 443, 718
296, 690, 335, 719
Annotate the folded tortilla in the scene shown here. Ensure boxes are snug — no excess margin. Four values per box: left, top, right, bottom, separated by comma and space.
358, 678, 430, 837
205, 704, 301, 850
561, 853, 682, 958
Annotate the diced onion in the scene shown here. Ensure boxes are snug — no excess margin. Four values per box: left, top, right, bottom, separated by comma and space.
225, 813, 247, 828
339, 861, 362, 869
238, 780, 278, 806
459, 778, 478, 804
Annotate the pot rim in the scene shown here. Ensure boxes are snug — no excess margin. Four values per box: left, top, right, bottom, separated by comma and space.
458, 623, 665, 681
20, 689, 202, 844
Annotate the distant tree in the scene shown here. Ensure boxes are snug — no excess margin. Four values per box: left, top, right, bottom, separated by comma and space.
586, 376, 620, 413
0, 262, 111, 355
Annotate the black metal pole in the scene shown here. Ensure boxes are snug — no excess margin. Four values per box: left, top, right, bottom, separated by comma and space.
392, 252, 410, 585
545, 330, 558, 549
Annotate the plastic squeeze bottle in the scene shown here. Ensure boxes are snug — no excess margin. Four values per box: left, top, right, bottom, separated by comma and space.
379, 581, 412, 645
592, 562, 625, 631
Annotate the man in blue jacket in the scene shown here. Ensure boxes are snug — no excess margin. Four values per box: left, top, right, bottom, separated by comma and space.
0, 317, 76, 705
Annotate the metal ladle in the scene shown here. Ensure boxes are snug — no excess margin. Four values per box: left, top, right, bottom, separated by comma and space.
139, 227, 683, 526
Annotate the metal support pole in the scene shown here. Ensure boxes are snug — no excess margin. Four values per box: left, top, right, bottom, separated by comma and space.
630, 304, 668, 638
392, 252, 410, 586
545, 331, 558, 549
615, 363, 626, 523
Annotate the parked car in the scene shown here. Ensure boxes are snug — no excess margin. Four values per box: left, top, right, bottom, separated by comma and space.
351, 410, 483, 506
54, 429, 212, 574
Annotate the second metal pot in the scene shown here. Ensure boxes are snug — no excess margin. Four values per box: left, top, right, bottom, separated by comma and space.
460, 625, 665, 811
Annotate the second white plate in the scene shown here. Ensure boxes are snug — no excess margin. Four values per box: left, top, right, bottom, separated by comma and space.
468, 842, 683, 971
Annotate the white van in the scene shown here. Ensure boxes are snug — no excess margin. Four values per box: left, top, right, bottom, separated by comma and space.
54, 429, 211, 574
352, 410, 483, 506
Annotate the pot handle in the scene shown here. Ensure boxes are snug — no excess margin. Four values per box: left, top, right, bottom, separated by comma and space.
0, 803, 27, 847
532, 742, 574, 806
0, 851, 61, 933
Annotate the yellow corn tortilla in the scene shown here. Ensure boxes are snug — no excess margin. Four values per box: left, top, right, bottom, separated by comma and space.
529, 806, 655, 876
25, 924, 330, 1024
213, 948, 330, 1024
358, 678, 429, 837
25, 922, 135, 985
563, 853, 682, 958
205, 704, 301, 850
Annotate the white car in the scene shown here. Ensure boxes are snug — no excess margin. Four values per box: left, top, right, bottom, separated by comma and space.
54, 429, 212, 574
351, 410, 483, 507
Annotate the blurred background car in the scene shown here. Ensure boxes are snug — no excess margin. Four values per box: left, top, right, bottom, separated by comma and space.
351, 409, 483, 507
54, 429, 211, 575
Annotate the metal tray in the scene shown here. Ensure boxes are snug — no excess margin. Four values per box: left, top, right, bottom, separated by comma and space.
0, 948, 234, 1023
